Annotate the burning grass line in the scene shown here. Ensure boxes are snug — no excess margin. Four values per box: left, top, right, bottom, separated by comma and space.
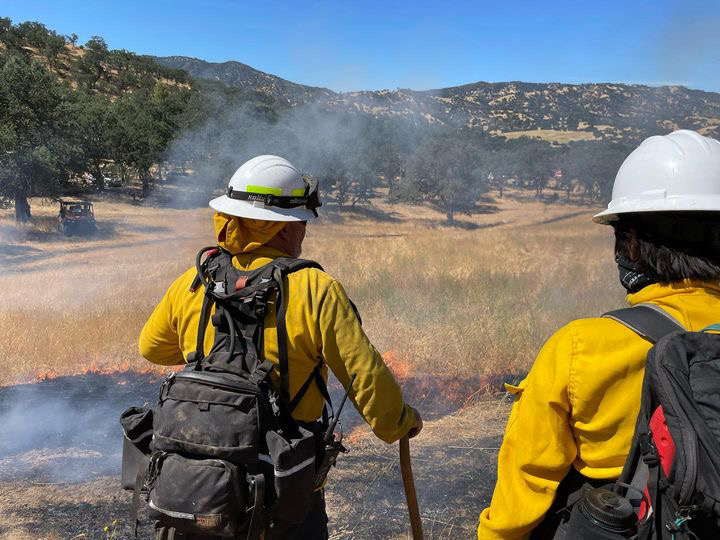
0, 195, 618, 385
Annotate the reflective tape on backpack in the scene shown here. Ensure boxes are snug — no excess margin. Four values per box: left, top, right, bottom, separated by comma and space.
258, 453, 315, 477
148, 500, 195, 521
274, 456, 315, 478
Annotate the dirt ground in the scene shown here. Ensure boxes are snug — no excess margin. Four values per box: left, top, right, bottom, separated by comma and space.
0, 397, 509, 540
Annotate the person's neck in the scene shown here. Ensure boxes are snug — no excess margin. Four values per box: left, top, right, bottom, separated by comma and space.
264, 237, 298, 257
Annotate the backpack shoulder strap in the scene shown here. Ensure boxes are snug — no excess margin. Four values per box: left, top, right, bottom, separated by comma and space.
239, 257, 323, 291
269, 257, 326, 411
273, 257, 324, 274
602, 303, 685, 344
187, 246, 227, 366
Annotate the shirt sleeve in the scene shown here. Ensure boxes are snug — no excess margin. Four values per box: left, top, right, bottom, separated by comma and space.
138, 273, 187, 366
477, 324, 578, 540
318, 280, 416, 444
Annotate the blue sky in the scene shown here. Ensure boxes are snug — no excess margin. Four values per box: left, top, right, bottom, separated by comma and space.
3, 0, 720, 92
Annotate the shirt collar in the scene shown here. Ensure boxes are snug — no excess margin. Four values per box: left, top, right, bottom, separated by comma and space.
627, 281, 720, 306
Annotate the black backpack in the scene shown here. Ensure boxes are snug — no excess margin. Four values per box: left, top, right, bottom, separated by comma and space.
603, 304, 720, 539
122, 246, 334, 539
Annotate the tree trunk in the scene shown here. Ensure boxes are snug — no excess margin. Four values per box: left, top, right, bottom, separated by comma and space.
142, 170, 150, 198
336, 179, 347, 207
93, 169, 105, 191
14, 191, 31, 223
446, 205, 454, 226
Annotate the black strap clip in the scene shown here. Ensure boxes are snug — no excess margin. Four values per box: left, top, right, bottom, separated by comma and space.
249, 359, 274, 385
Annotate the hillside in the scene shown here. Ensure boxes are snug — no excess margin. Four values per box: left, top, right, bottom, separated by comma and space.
331, 82, 720, 141
155, 55, 720, 142
154, 55, 333, 105
0, 20, 192, 96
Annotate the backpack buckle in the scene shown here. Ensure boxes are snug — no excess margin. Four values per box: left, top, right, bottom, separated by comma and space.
639, 433, 660, 466
642, 450, 659, 467
211, 280, 226, 296
249, 360, 274, 385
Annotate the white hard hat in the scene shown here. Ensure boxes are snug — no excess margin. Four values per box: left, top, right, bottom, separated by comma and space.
209, 155, 320, 221
593, 130, 720, 224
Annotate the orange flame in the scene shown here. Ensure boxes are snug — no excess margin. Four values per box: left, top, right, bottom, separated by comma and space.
344, 424, 370, 444
25, 362, 183, 384
383, 349, 412, 380
383, 349, 487, 416
34, 368, 59, 381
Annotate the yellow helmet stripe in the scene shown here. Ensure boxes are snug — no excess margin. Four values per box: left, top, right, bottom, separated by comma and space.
245, 186, 307, 197
246, 185, 283, 196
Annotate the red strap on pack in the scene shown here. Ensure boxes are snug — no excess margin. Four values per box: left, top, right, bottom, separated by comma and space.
637, 406, 675, 521
650, 405, 675, 478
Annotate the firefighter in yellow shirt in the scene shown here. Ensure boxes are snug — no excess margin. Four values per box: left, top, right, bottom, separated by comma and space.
478, 130, 720, 539
140, 155, 422, 539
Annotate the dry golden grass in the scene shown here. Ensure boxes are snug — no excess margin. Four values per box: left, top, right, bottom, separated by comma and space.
0, 193, 626, 538
0, 200, 208, 383
0, 192, 621, 386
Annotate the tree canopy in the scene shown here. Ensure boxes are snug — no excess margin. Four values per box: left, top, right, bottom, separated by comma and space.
0, 17, 638, 225
0, 18, 197, 220
0, 55, 69, 221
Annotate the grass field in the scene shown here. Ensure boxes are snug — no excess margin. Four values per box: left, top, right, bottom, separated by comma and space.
0, 191, 626, 538
0, 192, 621, 385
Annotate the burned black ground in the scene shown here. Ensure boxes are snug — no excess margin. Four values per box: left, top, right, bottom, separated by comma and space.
0, 372, 509, 539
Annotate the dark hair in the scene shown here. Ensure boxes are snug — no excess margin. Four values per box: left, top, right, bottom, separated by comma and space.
613, 213, 720, 284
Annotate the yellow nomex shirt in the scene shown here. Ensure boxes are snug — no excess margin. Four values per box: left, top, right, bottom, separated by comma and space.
139, 244, 416, 444
478, 282, 720, 539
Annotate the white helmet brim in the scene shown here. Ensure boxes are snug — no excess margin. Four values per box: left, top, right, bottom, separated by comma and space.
209, 195, 316, 222
593, 195, 720, 224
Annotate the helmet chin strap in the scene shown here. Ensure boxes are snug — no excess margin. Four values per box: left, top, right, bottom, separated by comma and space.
616, 254, 656, 294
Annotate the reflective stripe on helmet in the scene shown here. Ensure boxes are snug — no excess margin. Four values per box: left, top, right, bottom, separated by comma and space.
246, 185, 283, 196
245, 186, 309, 197
226, 176, 321, 214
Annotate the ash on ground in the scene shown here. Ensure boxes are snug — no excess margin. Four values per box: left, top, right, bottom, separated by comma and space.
0, 371, 507, 539
0, 372, 159, 483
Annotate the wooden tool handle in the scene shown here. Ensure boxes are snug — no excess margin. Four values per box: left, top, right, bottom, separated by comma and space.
400, 436, 424, 540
